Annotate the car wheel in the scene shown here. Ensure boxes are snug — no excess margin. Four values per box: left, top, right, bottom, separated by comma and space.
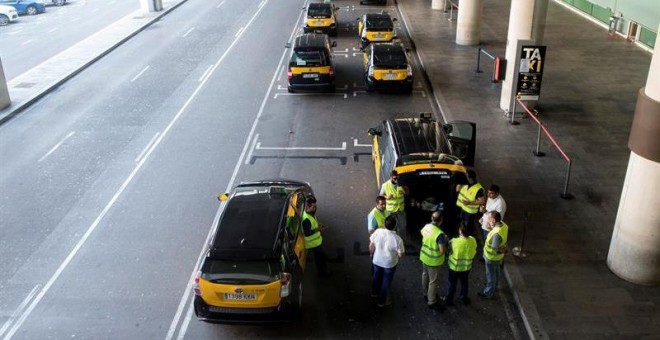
25, 5, 38, 15
288, 86, 295, 93
330, 28, 338, 37
0, 15, 9, 26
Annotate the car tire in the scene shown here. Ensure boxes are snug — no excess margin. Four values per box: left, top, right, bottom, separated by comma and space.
25, 5, 38, 15
330, 28, 338, 37
327, 85, 336, 93
288, 86, 295, 93
0, 15, 9, 26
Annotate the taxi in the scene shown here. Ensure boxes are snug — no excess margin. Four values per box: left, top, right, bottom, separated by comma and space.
303, 2, 338, 37
357, 12, 397, 48
363, 42, 413, 93
286, 33, 337, 93
368, 113, 476, 236
193, 180, 314, 323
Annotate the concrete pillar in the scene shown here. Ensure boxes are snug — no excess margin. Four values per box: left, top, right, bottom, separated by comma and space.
607, 24, 660, 286
0, 58, 10, 110
499, 0, 534, 111
140, 0, 162, 12
431, 0, 444, 11
456, 0, 483, 46
531, 0, 549, 43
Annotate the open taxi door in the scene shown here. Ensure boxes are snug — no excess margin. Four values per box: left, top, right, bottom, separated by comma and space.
444, 121, 476, 167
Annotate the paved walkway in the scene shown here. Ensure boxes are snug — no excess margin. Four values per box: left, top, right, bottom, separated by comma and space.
1, 0, 657, 338
396, 0, 658, 338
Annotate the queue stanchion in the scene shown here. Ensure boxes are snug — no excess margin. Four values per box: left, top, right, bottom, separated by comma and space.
512, 211, 528, 257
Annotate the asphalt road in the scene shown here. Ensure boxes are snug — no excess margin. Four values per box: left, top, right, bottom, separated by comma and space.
0, 0, 526, 338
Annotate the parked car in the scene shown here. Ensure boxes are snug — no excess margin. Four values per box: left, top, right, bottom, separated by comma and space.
303, 2, 338, 37
37, 0, 66, 6
286, 33, 337, 93
363, 42, 413, 93
0, 0, 46, 15
0, 4, 18, 25
194, 179, 315, 323
357, 12, 397, 48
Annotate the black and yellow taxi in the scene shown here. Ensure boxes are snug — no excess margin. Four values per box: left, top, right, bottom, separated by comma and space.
287, 33, 337, 93
363, 42, 413, 93
303, 2, 338, 37
357, 12, 397, 48
193, 180, 314, 323
367, 113, 476, 235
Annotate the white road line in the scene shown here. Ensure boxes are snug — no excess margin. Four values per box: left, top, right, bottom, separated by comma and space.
91, 8, 99, 13
277, 65, 286, 82
256, 141, 347, 151
244, 133, 260, 165
182, 27, 195, 38
21, 40, 32, 46
166, 0, 282, 337
176, 302, 195, 340
335, 48, 348, 53
130, 65, 150, 82
337, 84, 348, 90
234, 26, 244, 38
198, 64, 213, 83
38, 131, 75, 162
71, 17, 80, 22
48, 27, 58, 33
6, 4, 276, 340
135, 132, 160, 163
274, 93, 348, 99
258, 0, 266, 8
0, 285, 39, 338
108, 0, 116, 4
354, 139, 372, 148
216, 0, 225, 8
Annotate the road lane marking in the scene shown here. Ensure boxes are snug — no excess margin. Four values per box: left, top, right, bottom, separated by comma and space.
234, 26, 244, 38
277, 65, 286, 82
244, 133, 260, 165
176, 303, 195, 340
38, 131, 75, 162
166, 0, 284, 337
71, 17, 80, 22
91, 8, 99, 13
21, 40, 32, 46
354, 138, 372, 148
6, 3, 278, 339
274, 92, 348, 99
182, 27, 195, 38
198, 64, 213, 83
135, 132, 160, 163
256, 141, 347, 151
258, 0, 266, 8
130, 65, 150, 82
0, 285, 39, 338
48, 27, 58, 33
216, 0, 225, 8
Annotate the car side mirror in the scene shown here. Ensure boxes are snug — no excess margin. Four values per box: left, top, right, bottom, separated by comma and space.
393, 18, 398, 21
331, 41, 337, 47
285, 42, 292, 48
367, 128, 381, 136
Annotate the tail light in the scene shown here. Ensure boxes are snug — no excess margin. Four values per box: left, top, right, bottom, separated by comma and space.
279, 272, 292, 298
193, 271, 201, 296
287, 68, 293, 80
368, 65, 375, 77
329, 67, 335, 79
407, 65, 413, 77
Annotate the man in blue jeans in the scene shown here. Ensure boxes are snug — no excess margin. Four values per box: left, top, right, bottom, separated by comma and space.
369, 215, 405, 307
478, 211, 509, 299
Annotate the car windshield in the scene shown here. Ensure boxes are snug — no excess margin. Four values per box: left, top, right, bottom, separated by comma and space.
308, 5, 331, 18
374, 50, 407, 68
292, 50, 327, 67
366, 18, 393, 31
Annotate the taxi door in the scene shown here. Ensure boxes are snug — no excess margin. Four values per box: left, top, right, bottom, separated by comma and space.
444, 121, 477, 166
287, 192, 307, 271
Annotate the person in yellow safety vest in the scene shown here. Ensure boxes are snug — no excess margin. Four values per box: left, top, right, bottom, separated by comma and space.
367, 196, 388, 235
419, 211, 447, 310
302, 196, 332, 277
456, 169, 485, 235
478, 211, 508, 299
444, 224, 477, 306
380, 170, 409, 237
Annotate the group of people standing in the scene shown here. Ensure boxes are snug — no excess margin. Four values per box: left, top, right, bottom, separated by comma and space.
367, 169, 509, 309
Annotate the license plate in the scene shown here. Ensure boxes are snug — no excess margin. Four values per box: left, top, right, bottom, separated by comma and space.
224, 293, 257, 301
315, 20, 324, 25
384, 73, 396, 80
303, 73, 319, 78
373, 33, 384, 39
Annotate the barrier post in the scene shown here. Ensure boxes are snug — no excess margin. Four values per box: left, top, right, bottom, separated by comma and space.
512, 211, 528, 257
476, 48, 482, 73
561, 159, 573, 199
509, 98, 520, 125
533, 123, 545, 156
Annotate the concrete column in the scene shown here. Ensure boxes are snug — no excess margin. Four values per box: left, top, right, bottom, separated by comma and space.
531, 0, 549, 43
499, 0, 534, 111
0, 58, 10, 110
607, 24, 660, 286
140, 0, 162, 12
456, 0, 484, 46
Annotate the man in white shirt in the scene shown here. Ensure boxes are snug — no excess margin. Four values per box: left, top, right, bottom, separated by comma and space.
480, 185, 507, 244
369, 215, 405, 307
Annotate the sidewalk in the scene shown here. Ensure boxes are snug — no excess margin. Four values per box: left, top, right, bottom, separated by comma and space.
0, 0, 188, 125
396, 0, 659, 338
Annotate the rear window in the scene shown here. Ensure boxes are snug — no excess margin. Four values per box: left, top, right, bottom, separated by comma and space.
291, 50, 328, 67
307, 4, 331, 18
373, 49, 407, 68
366, 18, 393, 31
202, 259, 278, 284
